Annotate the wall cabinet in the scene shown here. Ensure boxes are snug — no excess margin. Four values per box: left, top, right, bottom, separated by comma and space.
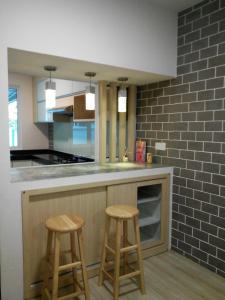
22, 174, 170, 299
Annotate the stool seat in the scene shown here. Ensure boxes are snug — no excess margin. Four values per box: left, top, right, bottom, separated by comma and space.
105, 205, 139, 219
46, 214, 84, 233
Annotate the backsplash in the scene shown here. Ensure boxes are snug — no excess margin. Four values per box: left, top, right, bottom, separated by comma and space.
137, 0, 225, 277
51, 122, 95, 158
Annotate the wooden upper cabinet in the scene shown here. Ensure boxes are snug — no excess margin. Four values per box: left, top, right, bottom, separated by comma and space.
73, 94, 95, 120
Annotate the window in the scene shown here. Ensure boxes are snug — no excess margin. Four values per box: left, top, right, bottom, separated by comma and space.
8, 87, 19, 148
73, 122, 95, 145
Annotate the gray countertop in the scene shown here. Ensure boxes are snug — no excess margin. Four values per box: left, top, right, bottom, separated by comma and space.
10, 162, 170, 183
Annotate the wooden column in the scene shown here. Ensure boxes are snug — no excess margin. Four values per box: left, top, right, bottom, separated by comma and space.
99, 81, 107, 163
109, 83, 117, 162
119, 106, 126, 162
127, 85, 137, 161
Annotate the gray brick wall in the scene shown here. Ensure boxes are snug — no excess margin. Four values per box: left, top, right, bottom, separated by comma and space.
136, 0, 225, 277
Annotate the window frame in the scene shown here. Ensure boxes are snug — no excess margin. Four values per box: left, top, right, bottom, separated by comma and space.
8, 85, 22, 150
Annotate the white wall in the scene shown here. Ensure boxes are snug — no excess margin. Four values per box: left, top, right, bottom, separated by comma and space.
9, 73, 49, 150
0, 1, 177, 299
0, 0, 177, 77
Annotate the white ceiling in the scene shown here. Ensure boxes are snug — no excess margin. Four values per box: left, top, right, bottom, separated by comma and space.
151, 0, 202, 11
8, 48, 172, 85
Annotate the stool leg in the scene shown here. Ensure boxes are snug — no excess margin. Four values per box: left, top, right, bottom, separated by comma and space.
123, 220, 128, 275
70, 232, 77, 292
114, 219, 122, 300
133, 215, 145, 295
98, 215, 110, 286
52, 233, 60, 300
42, 230, 53, 300
77, 228, 90, 300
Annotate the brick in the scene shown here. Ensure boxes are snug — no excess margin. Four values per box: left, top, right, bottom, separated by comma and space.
185, 234, 200, 247
171, 77, 183, 86
192, 59, 208, 71
190, 81, 205, 92
188, 141, 203, 151
192, 248, 208, 262
158, 96, 170, 105
178, 241, 192, 254
177, 64, 191, 75
153, 88, 163, 97
178, 7, 192, 17
183, 72, 198, 83
217, 249, 225, 261
169, 131, 181, 140
198, 90, 214, 101
210, 31, 225, 46
215, 89, 225, 99
180, 186, 194, 198
200, 242, 216, 256
209, 54, 225, 67
182, 112, 196, 121
194, 190, 210, 202
219, 207, 225, 218
214, 132, 225, 142
216, 65, 225, 76
206, 77, 224, 89
179, 223, 192, 235
163, 122, 188, 131
211, 194, 225, 207
211, 216, 225, 230
202, 1, 220, 15
173, 194, 185, 205
187, 160, 202, 171
189, 122, 204, 131
164, 103, 188, 114
202, 203, 218, 215
182, 92, 197, 102
209, 235, 225, 250
195, 171, 211, 183
212, 174, 225, 185
199, 68, 215, 80
196, 132, 212, 141
168, 149, 179, 158
214, 110, 225, 120
212, 153, 225, 164
218, 228, 225, 239
163, 157, 186, 168
200, 46, 217, 59
172, 229, 184, 241
178, 23, 193, 36
164, 84, 189, 96
201, 222, 217, 235
192, 38, 208, 51
178, 44, 192, 56
209, 256, 225, 271
210, 8, 225, 23
195, 151, 211, 163
179, 205, 193, 216
219, 42, 225, 54
206, 99, 223, 111
193, 228, 208, 242
152, 106, 162, 114
186, 9, 201, 23
205, 121, 222, 131
170, 95, 182, 104
204, 142, 221, 152
157, 114, 169, 122
185, 30, 200, 43
202, 23, 219, 38
197, 111, 213, 121
152, 123, 162, 130
187, 179, 202, 190
194, 210, 210, 222
186, 198, 201, 210
174, 176, 186, 186
193, 16, 209, 30
203, 182, 219, 195
181, 132, 195, 140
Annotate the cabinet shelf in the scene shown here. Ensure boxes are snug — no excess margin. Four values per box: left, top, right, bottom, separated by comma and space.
139, 216, 160, 228
138, 194, 161, 205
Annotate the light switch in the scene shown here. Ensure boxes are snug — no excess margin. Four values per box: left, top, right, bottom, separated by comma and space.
155, 142, 166, 151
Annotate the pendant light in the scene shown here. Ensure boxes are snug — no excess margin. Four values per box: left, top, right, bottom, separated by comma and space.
85, 72, 96, 110
44, 66, 57, 109
118, 77, 128, 112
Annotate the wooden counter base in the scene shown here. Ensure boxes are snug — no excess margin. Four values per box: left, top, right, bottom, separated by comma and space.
22, 173, 170, 299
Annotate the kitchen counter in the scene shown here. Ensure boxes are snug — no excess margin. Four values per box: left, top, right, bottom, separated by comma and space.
10, 162, 171, 183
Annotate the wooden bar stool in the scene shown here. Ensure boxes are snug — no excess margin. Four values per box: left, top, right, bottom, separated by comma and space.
98, 205, 145, 300
42, 214, 90, 300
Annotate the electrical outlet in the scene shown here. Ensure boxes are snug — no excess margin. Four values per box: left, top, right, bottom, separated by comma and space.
155, 142, 166, 151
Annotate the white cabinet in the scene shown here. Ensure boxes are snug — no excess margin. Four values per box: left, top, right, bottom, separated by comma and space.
36, 101, 53, 123
55, 79, 73, 97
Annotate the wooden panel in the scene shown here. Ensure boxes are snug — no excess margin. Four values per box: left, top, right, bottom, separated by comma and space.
55, 95, 74, 108
119, 108, 126, 161
73, 94, 95, 120
99, 81, 107, 162
127, 85, 137, 161
109, 83, 117, 162
22, 186, 106, 299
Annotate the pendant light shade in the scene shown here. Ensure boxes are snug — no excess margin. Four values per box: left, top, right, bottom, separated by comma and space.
118, 77, 128, 112
44, 66, 57, 109
85, 72, 96, 110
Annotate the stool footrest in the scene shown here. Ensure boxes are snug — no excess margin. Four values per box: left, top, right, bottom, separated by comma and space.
102, 269, 113, 281
58, 290, 83, 300
119, 270, 141, 281
58, 261, 81, 271
105, 244, 115, 255
120, 244, 137, 253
